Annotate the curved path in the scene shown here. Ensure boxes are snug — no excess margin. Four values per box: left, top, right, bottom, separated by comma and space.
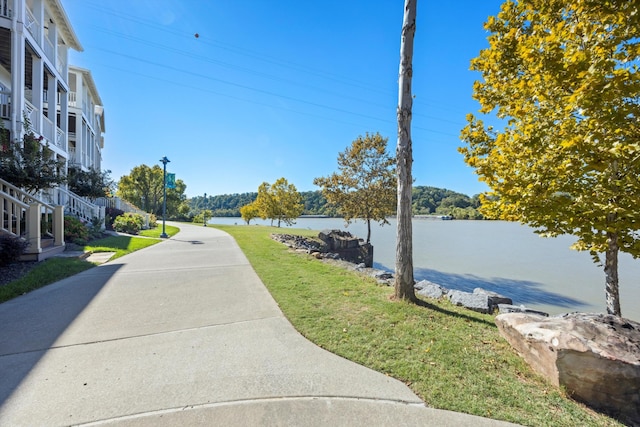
0, 223, 519, 426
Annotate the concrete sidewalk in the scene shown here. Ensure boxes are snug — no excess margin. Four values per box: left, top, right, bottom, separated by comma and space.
0, 223, 519, 426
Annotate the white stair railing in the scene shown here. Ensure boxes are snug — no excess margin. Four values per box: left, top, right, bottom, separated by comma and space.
94, 197, 150, 229
0, 178, 64, 254
54, 187, 105, 229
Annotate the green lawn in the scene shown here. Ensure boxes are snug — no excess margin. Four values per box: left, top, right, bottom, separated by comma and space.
213, 224, 621, 427
0, 232, 170, 304
0, 258, 95, 303
81, 234, 162, 260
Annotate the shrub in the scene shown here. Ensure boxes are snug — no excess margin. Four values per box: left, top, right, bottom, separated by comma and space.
149, 214, 158, 228
113, 213, 145, 235
64, 216, 89, 243
87, 216, 104, 239
104, 207, 124, 230
0, 235, 29, 266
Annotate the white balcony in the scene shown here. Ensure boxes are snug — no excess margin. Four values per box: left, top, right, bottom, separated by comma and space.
25, 7, 40, 44
56, 127, 65, 150
23, 99, 36, 128
42, 114, 54, 144
44, 36, 55, 67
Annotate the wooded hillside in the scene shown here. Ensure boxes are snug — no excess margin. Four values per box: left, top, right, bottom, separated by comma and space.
189, 186, 483, 219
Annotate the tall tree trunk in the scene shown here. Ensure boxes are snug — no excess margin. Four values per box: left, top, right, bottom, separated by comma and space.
394, 0, 417, 302
366, 219, 371, 243
605, 228, 621, 316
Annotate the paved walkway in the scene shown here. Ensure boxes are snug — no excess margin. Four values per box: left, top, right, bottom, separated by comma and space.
0, 223, 519, 426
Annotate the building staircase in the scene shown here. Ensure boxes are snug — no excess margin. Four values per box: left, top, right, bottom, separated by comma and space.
1, 177, 65, 261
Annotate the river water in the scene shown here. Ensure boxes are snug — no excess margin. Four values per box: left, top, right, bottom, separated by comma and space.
207, 217, 640, 321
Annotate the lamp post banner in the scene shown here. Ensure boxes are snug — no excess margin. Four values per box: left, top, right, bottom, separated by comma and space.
166, 173, 176, 189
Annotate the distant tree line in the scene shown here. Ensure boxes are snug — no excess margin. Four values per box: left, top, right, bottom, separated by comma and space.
188, 186, 483, 219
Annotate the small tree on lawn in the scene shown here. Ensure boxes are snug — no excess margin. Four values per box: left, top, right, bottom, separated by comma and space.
240, 202, 260, 224
313, 132, 396, 243
254, 178, 303, 227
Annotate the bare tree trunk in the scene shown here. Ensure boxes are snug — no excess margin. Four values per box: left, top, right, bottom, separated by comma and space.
605, 228, 621, 316
394, 0, 417, 302
366, 219, 371, 243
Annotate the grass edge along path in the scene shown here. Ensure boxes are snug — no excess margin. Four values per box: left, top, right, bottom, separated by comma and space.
214, 225, 621, 427
0, 231, 169, 304
139, 224, 180, 239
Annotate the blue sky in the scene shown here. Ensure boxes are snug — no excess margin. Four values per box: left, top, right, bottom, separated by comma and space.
63, 0, 505, 198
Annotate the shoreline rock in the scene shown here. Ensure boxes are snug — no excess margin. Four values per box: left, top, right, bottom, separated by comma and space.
495, 312, 640, 426
273, 231, 639, 423
272, 232, 541, 315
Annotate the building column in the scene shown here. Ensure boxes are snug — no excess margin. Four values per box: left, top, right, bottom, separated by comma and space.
60, 85, 68, 151
45, 71, 56, 143
31, 54, 43, 132
27, 202, 42, 254
53, 205, 64, 246
10, 0, 25, 140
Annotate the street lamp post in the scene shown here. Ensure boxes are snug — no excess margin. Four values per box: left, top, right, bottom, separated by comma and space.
203, 192, 207, 226
160, 156, 170, 238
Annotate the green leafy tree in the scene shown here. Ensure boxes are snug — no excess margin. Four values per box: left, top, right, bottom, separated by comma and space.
67, 167, 114, 200
116, 164, 187, 218
0, 123, 65, 193
314, 132, 396, 243
193, 209, 212, 225
254, 177, 303, 227
459, 0, 640, 317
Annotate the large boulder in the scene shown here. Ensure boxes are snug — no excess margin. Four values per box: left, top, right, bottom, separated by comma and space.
447, 288, 512, 314
495, 312, 640, 425
318, 229, 373, 267
415, 280, 448, 299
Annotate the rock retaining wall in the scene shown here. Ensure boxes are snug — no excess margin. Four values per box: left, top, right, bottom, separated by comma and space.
272, 230, 373, 267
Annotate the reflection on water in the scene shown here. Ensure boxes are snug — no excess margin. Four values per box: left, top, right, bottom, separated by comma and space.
208, 217, 640, 321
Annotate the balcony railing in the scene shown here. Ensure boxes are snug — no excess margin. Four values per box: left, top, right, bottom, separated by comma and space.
57, 48, 67, 75
25, 7, 40, 44
40, 116, 64, 150
56, 127, 65, 150
42, 115, 54, 144
44, 37, 55, 68
23, 100, 36, 128
69, 91, 77, 107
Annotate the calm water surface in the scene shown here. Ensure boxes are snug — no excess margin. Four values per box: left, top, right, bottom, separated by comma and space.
208, 217, 640, 321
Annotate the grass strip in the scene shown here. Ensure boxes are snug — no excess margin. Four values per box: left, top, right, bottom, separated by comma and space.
0, 258, 94, 303
82, 235, 161, 260
1, 232, 173, 304
214, 224, 621, 427
139, 225, 180, 238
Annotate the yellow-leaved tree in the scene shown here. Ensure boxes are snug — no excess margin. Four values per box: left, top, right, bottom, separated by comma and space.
253, 177, 303, 227
460, 0, 640, 317
313, 132, 396, 243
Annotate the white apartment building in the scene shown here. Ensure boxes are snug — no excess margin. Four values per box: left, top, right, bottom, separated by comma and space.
0, 0, 82, 169
68, 66, 105, 172
0, 0, 108, 258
